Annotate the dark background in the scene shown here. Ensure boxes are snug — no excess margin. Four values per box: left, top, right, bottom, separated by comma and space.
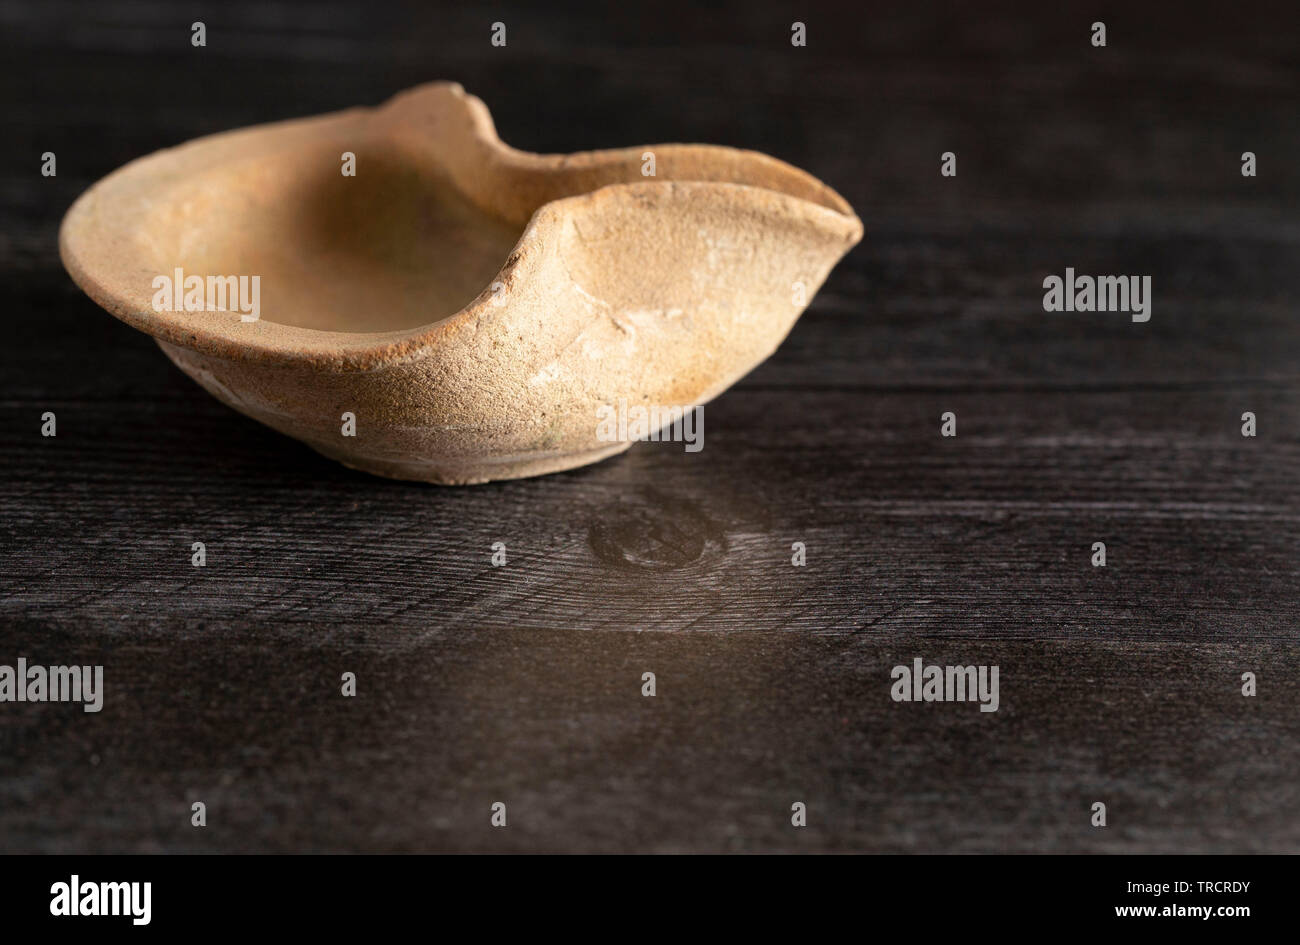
1, 0, 1297, 852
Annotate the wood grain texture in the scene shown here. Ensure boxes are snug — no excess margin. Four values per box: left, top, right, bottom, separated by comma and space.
1, 0, 1297, 853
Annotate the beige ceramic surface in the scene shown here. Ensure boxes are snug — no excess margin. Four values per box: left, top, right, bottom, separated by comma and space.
59, 82, 862, 484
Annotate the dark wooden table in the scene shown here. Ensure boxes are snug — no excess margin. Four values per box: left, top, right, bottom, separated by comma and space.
2, 0, 1297, 852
